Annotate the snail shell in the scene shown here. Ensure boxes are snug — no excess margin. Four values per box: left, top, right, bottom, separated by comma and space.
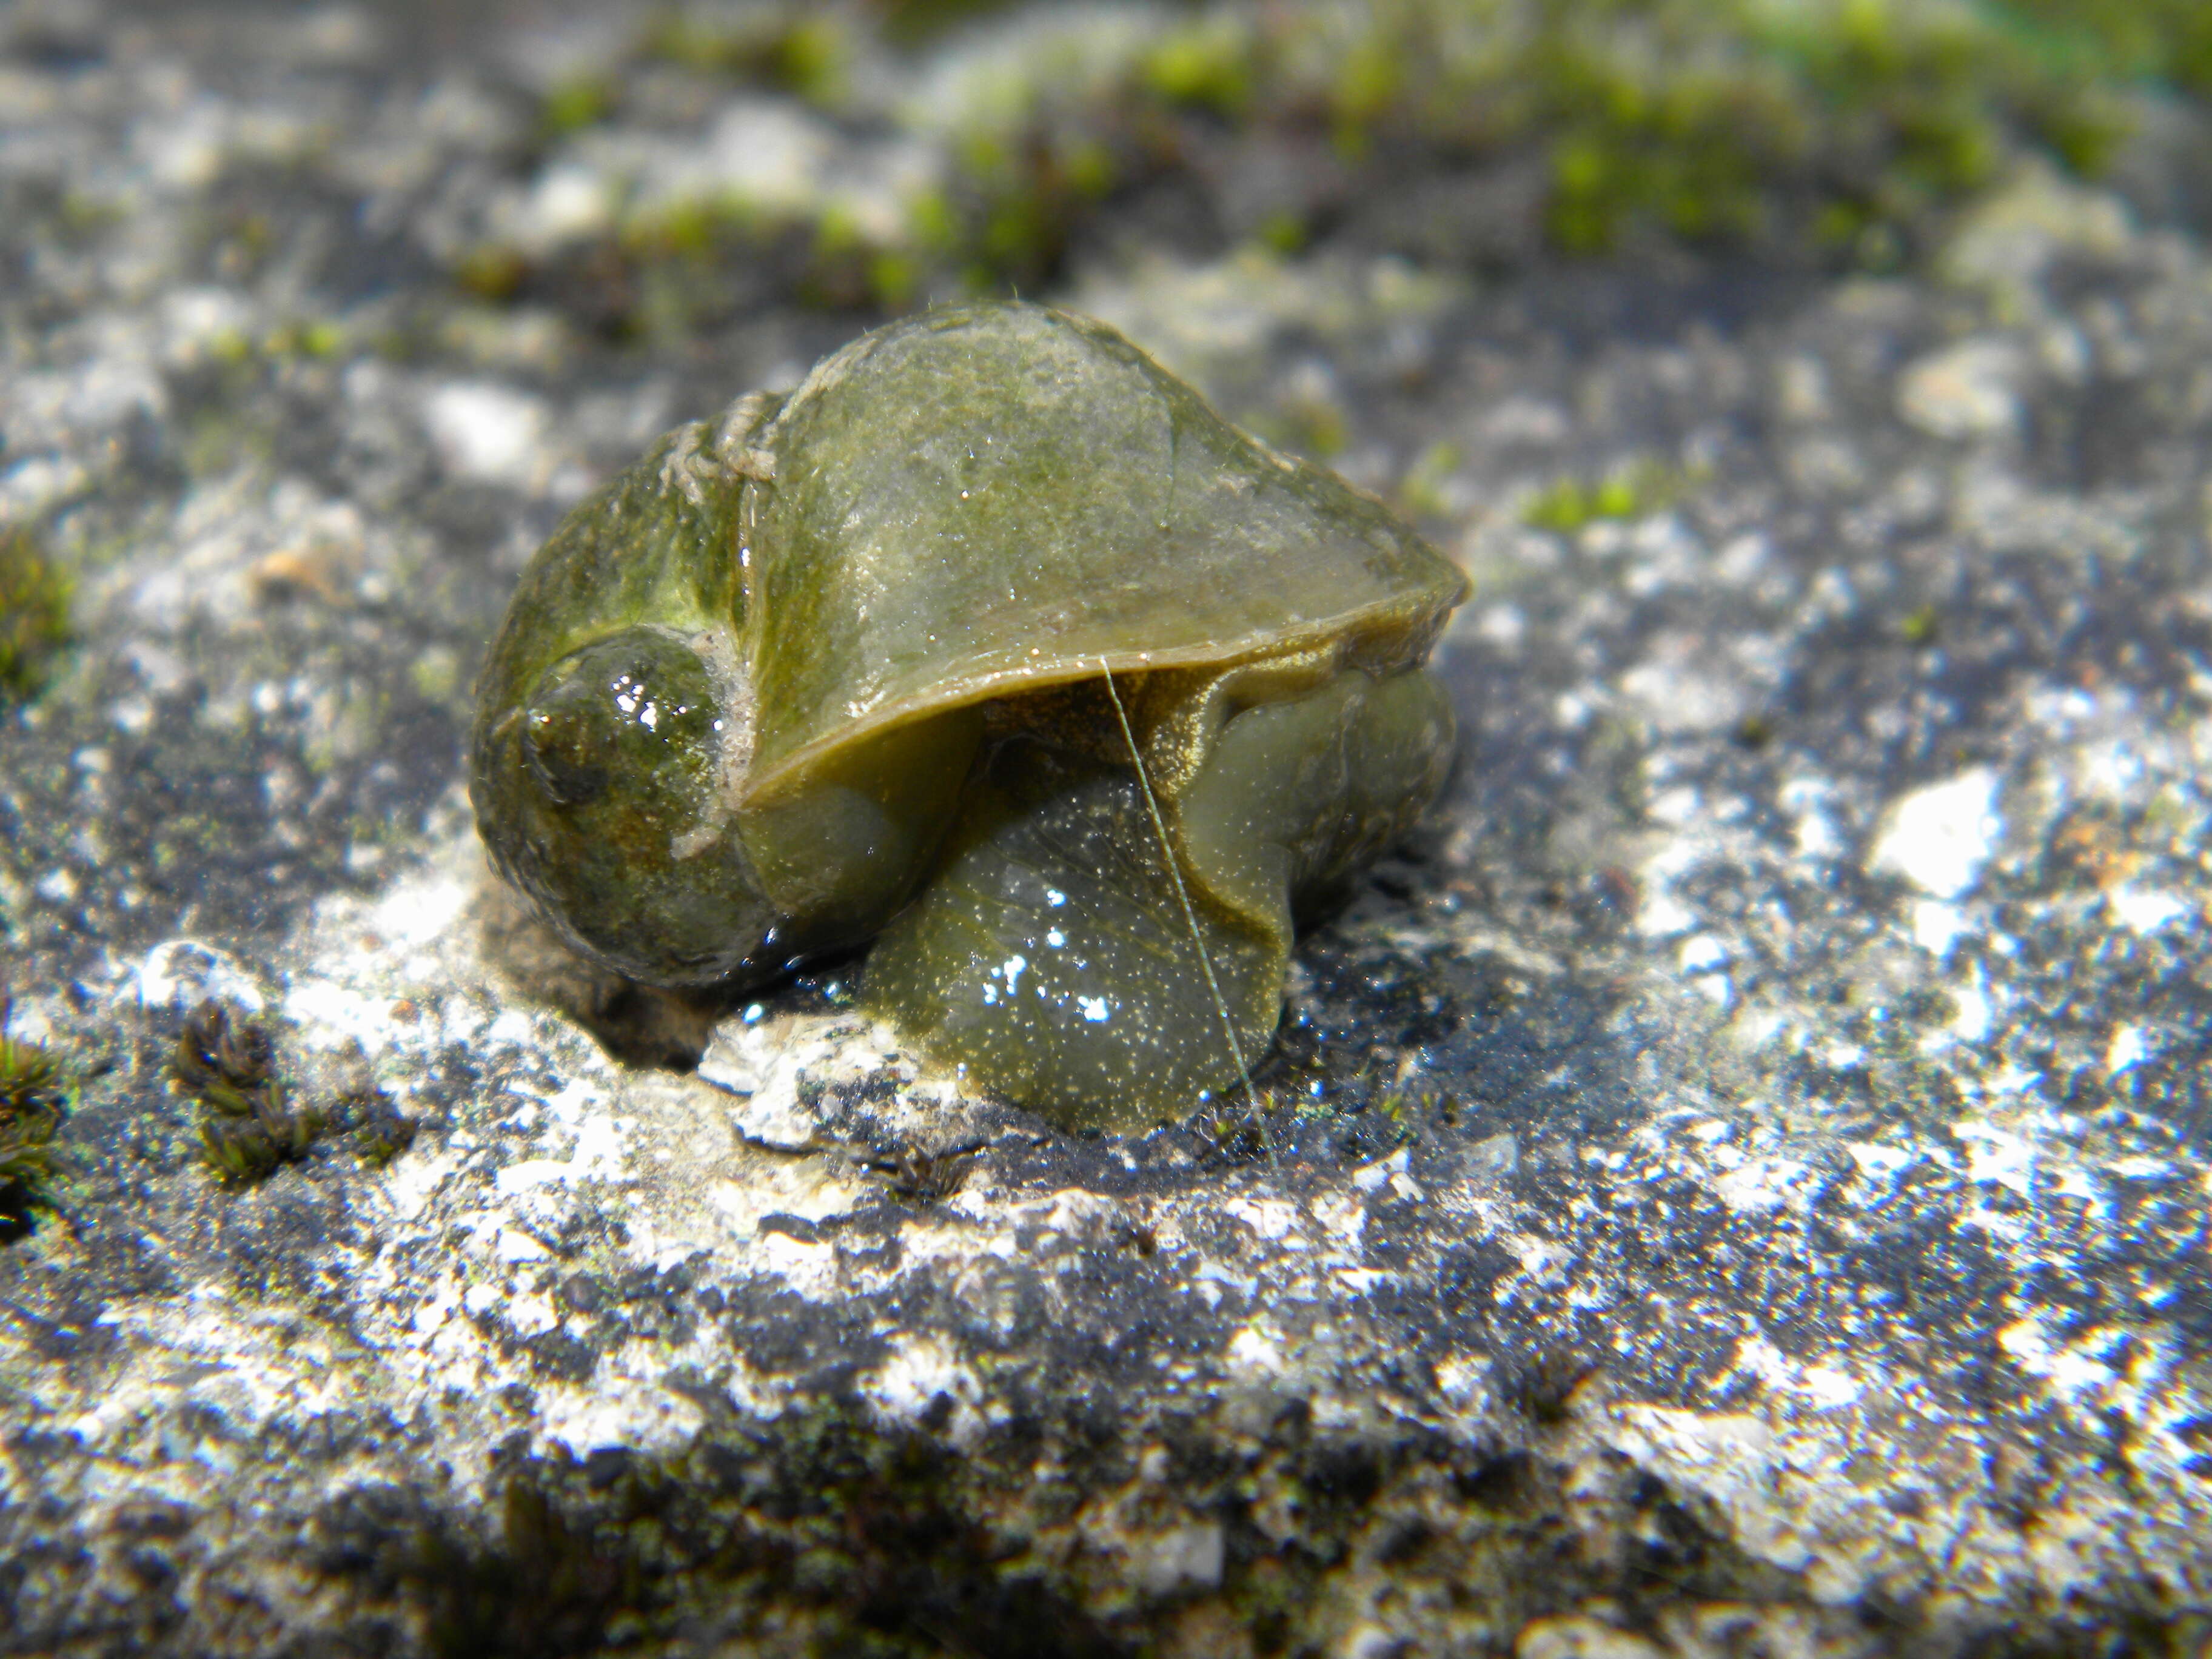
471, 303, 1467, 1130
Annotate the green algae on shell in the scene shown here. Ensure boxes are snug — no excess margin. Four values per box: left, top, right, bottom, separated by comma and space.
471, 302, 1466, 1131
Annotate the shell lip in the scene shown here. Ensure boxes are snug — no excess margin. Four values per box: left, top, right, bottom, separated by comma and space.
737, 583, 1468, 806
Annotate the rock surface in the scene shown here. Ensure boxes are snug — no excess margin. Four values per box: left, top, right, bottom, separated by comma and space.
3, 5, 2211, 1657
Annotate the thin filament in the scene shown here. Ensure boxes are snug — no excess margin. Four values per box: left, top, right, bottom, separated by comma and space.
1099, 660, 1281, 1175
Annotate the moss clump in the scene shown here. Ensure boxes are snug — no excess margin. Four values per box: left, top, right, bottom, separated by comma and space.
862, 1143, 975, 1204
1396, 440, 1464, 520
0, 525, 70, 706
539, 76, 614, 141
169, 1000, 322, 1184
340, 1085, 418, 1168
0, 1005, 67, 1240
1144, 16, 1256, 120
1524, 459, 1680, 532
453, 243, 529, 304
642, 10, 852, 107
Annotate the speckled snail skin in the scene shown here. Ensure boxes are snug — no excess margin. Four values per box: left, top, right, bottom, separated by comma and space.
471, 303, 1468, 1131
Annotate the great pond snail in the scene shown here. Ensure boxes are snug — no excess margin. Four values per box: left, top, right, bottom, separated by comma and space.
471, 303, 1467, 1131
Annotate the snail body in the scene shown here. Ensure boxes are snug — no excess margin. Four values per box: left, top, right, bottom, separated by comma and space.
471, 303, 1466, 1130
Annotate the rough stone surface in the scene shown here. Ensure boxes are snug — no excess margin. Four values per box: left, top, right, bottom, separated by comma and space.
4, 5, 2212, 1657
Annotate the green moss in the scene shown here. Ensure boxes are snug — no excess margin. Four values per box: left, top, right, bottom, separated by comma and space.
1256, 209, 1309, 255
164, 1005, 415, 1179
795, 201, 950, 313
56, 188, 125, 241
454, 244, 529, 304
865, 250, 920, 310
1144, 18, 1255, 120
0, 1006, 67, 1241
798, 204, 880, 310
1330, 33, 1405, 158
539, 76, 614, 141
0, 525, 71, 706
640, 12, 728, 73
902, 187, 959, 256
642, 10, 850, 107
937, 124, 1127, 288
1398, 440, 1464, 520
872, 0, 1024, 45
622, 193, 760, 263
168, 1000, 323, 1184
511, 0, 2212, 326
862, 1144, 975, 1204
1373, 1087, 1423, 1143
1060, 136, 1117, 201
264, 318, 345, 360
1522, 16, 1807, 255
1524, 459, 1680, 532
770, 19, 850, 107
1733, 711, 1776, 748
343, 1085, 419, 1168
1252, 383, 1349, 460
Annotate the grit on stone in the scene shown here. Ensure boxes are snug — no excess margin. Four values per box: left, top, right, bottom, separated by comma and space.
2, 5, 2211, 1657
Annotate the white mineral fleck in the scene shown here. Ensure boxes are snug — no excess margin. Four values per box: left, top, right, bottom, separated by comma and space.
2108, 886, 2191, 933
1677, 934, 1728, 975
1897, 338, 2029, 439
1869, 768, 2003, 898
1222, 1196, 1299, 1239
2105, 1024, 2150, 1076
1711, 1156, 1817, 1216
1225, 1326, 1284, 1376
1350, 1148, 1408, 1194
862, 1335, 984, 1443
424, 381, 549, 489
1909, 897, 1972, 957
538, 1379, 705, 1458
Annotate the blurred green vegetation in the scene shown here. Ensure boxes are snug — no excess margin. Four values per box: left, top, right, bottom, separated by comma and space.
643, 10, 853, 105
483, 0, 2212, 327
0, 1006, 66, 1239
1524, 458, 1683, 531
0, 526, 71, 707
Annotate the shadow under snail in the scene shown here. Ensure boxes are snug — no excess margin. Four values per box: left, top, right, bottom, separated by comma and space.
471, 302, 1467, 1133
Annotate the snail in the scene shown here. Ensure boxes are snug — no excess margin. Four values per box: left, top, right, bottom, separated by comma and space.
471, 303, 1467, 1131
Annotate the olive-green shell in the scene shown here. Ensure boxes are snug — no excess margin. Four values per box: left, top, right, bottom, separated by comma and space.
742, 304, 1466, 797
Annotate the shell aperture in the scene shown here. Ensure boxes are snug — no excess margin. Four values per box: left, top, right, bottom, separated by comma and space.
471, 302, 1467, 1130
